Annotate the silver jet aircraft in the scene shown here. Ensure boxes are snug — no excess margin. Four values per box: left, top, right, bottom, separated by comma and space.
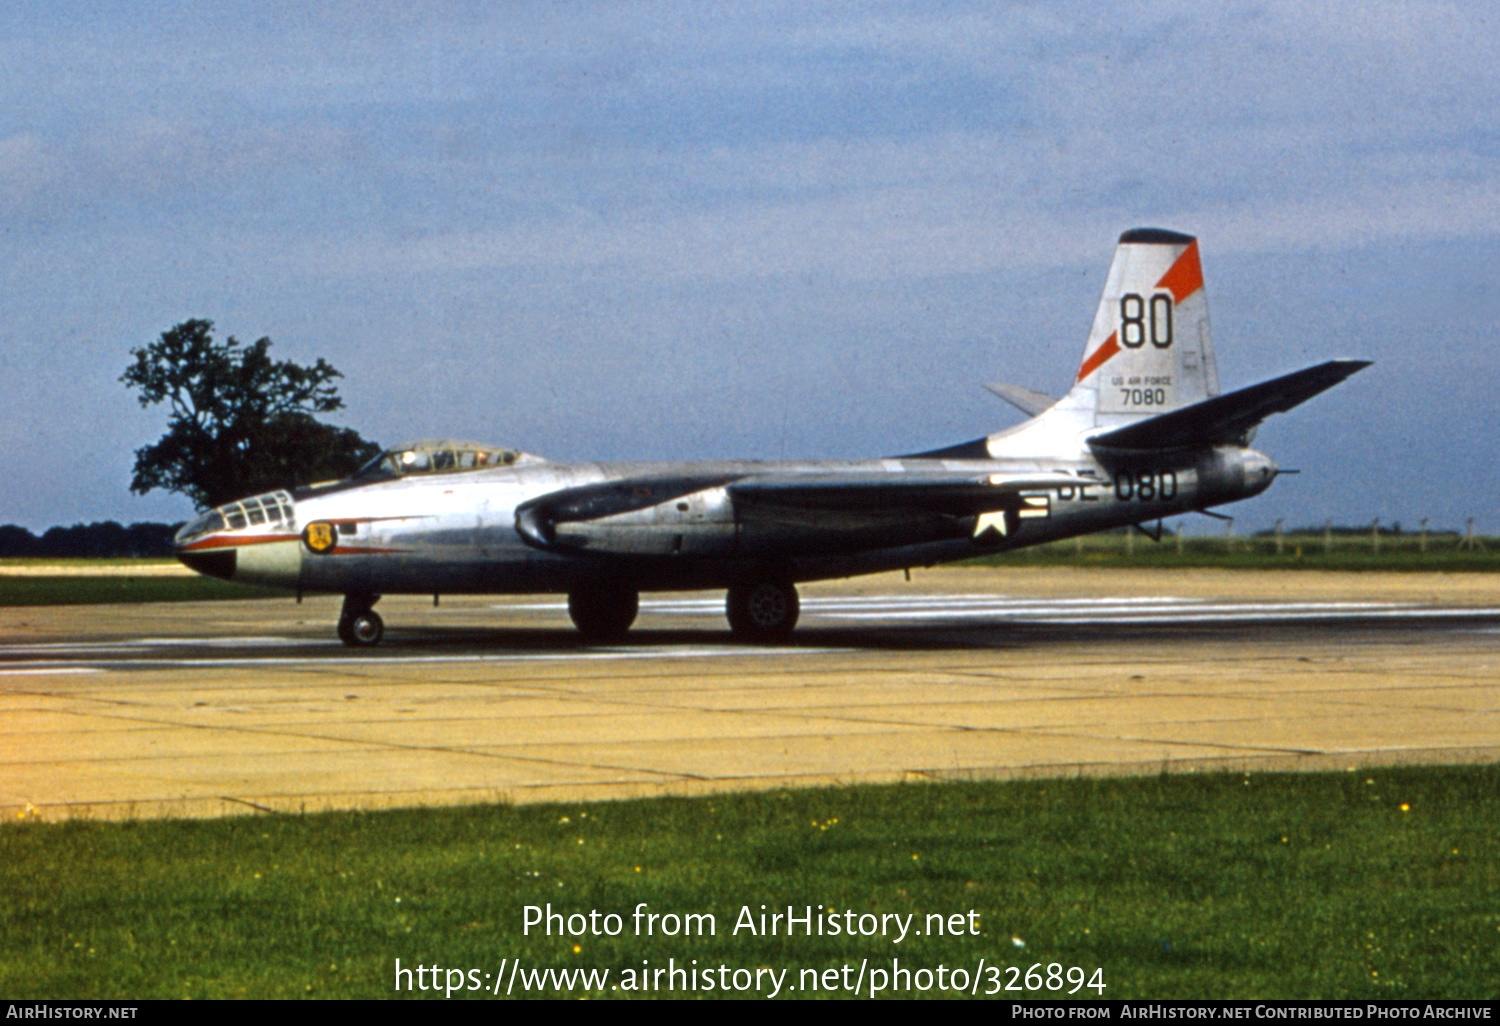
175, 229, 1368, 646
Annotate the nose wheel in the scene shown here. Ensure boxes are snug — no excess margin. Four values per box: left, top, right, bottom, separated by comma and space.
338, 594, 384, 647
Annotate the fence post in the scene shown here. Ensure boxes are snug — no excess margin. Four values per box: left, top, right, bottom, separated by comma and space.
1460, 518, 1486, 552
1371, 517, 1380, 555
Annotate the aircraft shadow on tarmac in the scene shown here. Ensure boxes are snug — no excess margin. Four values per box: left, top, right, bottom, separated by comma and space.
272, 611, 1500, 657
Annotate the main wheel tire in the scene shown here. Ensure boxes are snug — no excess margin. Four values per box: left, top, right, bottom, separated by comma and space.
337, 610, 384, 648
726, 580, 799, 642
568, 587, 639, 642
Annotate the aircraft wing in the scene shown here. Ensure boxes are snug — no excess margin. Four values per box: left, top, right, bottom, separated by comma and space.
515, 468, 1081, 554
1088, 359, 1371, 454
727, 470, 1081, 515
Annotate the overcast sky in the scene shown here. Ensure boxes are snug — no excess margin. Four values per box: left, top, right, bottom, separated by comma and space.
3, 1, 1498, 535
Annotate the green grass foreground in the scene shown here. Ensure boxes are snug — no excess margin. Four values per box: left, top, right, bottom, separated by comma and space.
973, 532, 1500, 572
0, 573, 292, 605
2, 766, 1496, 999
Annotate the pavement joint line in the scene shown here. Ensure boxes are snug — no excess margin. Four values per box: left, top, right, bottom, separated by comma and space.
0, 647, 859, 670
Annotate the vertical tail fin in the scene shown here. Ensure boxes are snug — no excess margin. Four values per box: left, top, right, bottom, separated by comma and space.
973, 228, 1225, 460
1064, 228, 1219, 430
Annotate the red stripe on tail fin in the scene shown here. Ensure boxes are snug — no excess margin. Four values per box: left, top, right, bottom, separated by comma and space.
1155, 239, 1203, 304
1075, 330, 1120, 383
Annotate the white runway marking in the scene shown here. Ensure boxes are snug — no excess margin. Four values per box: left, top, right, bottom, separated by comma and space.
598, 593, 1500, 626
1032, 608, 1500, 624
818, 601, 1391, 618
792, 594, 1500, 624
1, 637, 298, 655
505, 594, 1412, 617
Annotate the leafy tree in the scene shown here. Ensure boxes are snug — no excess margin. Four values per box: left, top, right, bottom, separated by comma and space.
122, 319, 381, 509
0, 525, 40, 558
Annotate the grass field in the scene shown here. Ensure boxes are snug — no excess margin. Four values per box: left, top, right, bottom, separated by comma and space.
0, 575, 293, 605
0, 560, 292, 605
2, 766, 1495, 1000
973, 531, 1500, 573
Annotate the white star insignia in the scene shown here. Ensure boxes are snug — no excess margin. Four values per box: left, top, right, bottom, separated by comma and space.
973, 511, 1009, 538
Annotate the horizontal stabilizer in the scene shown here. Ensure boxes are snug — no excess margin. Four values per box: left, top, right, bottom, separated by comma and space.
983, 382, 1057, 418
1088, 359, 1371, 454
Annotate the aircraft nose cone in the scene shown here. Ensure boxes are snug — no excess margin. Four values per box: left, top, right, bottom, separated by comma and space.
176, 545, 236, 581
173, 508, 237, 580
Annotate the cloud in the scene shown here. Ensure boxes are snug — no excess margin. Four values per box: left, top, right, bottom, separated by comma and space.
0, 132, 56, 203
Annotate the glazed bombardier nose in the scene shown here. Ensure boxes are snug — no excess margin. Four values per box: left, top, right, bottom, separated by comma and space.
174, 507, 237, 580
173, 490, 299, 583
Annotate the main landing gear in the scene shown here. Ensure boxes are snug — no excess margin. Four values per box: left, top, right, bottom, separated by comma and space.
334, 580, 802, 646
564, 579, 800, 643
726, 579, 799, 642
568, 585, 639, 642
338, 593, 383, 648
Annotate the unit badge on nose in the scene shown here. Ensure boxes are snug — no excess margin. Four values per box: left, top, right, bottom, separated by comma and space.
303, 521, 337, 554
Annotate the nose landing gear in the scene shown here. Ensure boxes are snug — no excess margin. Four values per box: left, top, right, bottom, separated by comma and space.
338, 593, 383, 647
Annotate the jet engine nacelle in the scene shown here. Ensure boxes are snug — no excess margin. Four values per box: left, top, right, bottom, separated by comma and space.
1192, 446, 1277, 506
516, 483, 738, 556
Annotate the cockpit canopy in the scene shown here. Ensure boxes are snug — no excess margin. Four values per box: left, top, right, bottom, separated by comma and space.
352, 440, 522, 481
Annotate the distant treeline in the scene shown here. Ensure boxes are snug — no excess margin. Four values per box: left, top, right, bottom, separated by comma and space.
0, 522, 184, 559
1252, 522, 1454, 538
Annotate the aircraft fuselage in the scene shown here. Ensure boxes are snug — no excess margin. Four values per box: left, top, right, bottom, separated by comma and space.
181, 445, 1274, 597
